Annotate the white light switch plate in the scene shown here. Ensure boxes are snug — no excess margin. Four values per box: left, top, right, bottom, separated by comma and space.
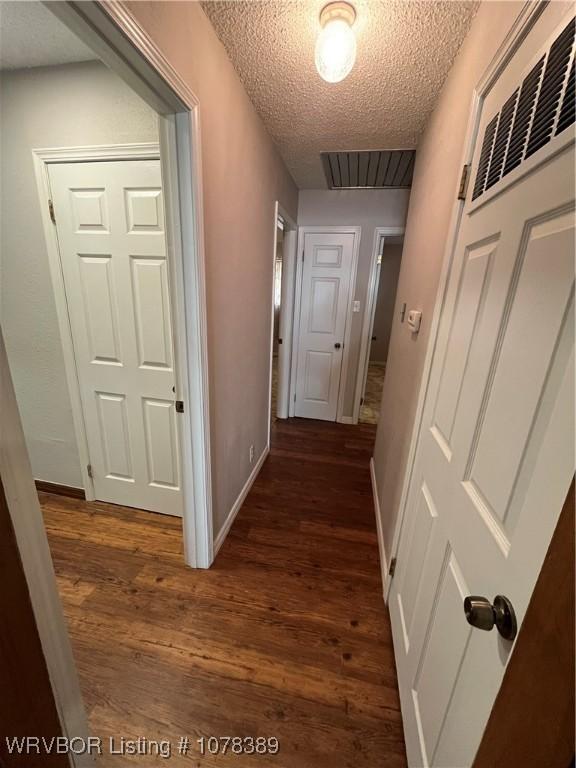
353, 300, 361, 313
407, 310, 422, 333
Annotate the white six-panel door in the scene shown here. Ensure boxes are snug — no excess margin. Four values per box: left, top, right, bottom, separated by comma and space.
48, 160, 182, 516
294, 231, 356, 421
389, 9, 575, 767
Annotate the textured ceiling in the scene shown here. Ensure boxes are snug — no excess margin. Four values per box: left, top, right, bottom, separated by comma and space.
0, 1, 96, 71
203, 0, 478, 188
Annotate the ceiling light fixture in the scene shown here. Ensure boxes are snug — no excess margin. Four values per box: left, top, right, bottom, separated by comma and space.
315, 1, 357, 84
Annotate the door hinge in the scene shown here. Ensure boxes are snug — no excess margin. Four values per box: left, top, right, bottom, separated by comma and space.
294, 393, 296, 402
457, 164, 470, 201
87, 464, 93, 479
175, 400, 184, 413
302, 250, 305, 262
388, 557, 397, 578
360, 397, 364, 405
377, 253, 382, 265
48, 199, 56, 224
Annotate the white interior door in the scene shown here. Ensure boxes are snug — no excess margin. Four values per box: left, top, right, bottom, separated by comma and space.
389, 10, 575, 767
49, 159, 182, 516
294, 230, 356, 421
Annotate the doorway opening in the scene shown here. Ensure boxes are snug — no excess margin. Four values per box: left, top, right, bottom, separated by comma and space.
358, 234, 404, 425
268, 203, 297, 433
0, 1, 212, 569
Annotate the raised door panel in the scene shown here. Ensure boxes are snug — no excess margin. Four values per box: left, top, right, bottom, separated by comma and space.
95, 392, 134, 482
308, 278, 340, 335
142, 398, 180, 489
78, 254, 122, 366
130, 256, 174, 370
124, 187, 164, 233
465, 211, 575, 533
412, 550, 471, 766
396, 483, 438, 654
431, 238, 497, 460
69, 187, 109, 233
302, 350, 333, 403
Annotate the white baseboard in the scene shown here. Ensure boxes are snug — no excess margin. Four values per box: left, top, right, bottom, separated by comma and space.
213, 446, 269, 557
338, 415, 356, 424
370, 457, 389, 600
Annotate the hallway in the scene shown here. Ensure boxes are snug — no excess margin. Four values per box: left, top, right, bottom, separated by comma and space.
40, 418, 406, 767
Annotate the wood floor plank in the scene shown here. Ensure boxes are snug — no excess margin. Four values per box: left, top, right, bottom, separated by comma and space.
41, 417, 407, 767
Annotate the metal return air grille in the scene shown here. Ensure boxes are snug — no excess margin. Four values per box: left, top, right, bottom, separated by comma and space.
472, 16, 575, 202
321, 149, 415, 189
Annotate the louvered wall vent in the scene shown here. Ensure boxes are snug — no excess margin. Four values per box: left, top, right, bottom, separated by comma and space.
321, 149, 415, 189
472, 16, 575, 202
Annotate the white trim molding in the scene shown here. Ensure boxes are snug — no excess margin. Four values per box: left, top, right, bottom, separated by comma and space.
370, 457, 388, 598
267, 202, 298, 447
213, 447, 270, 557
383, 0, 549, 600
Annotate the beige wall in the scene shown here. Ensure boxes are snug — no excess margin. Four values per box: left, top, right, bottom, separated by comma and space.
370, 242, 403, 364
372, 2, 527, 560
125, 2, 298, 537
0, 61, 159, 487
297, 189, 409, 417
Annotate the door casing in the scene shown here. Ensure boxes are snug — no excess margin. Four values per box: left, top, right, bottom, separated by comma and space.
289, 225, 361, 422
267, 202, 297, 438
32, 0, 215, 573
352, 225, 405, 424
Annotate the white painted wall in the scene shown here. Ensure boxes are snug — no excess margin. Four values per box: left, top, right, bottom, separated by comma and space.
297, 189, 409, 417
0, 60, 159, 487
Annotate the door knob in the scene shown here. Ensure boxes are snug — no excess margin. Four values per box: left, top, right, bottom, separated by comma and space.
334, 343, 341, 349
464, 595, 517, 641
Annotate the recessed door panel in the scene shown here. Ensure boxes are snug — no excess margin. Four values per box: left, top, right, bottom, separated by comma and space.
432, 239, 496, 455
69, 188, 109, 233
313, 244, 342, 266
413, 550, 471, 766
303, 350, 332, 403
468, 211, 575, 528
308, 278, 339, 334
78, 255, 122, 365
143, 398, 180, 489
96, 392, 133, 481
125, 187, 164, 233
130, 256, 173, 370
397, 483, 438, 650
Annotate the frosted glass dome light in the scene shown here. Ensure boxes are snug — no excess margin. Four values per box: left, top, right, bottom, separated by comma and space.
315, 2, 357, 84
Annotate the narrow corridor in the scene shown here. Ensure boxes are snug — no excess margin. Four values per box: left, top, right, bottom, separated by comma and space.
40, 418, 406, 767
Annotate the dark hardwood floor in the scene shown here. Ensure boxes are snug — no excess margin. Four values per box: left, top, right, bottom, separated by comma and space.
40, 418, 407, 767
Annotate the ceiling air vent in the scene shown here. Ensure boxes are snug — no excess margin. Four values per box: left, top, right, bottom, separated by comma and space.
472, 16, 575, 202
321, 149, 415, 189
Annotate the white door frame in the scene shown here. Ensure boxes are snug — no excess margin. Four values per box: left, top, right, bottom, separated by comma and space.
267, 202, 297, 442
289, 225, 361, 422
352, 225, 405, 424
39, 0, 214, 571
382, 0, 548, 600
